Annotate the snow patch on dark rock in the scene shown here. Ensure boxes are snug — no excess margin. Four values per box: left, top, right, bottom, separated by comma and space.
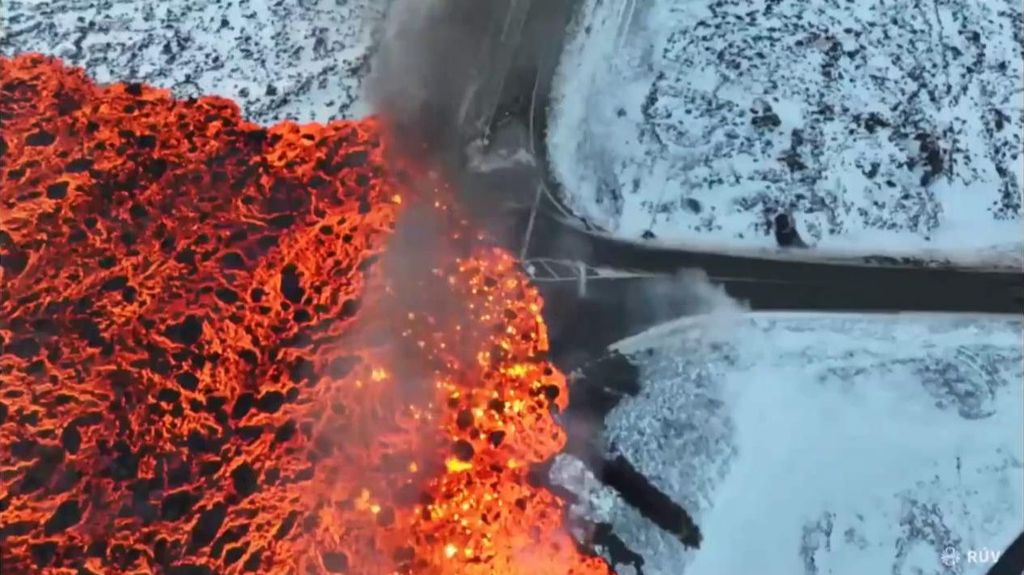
549, 0, 1023, 265
1, 0, 386, 124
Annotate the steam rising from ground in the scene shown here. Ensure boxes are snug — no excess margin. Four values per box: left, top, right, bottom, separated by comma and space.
368, 0, 553, 251
368, 0, 498, 168
362, 0, 498, 353
362, 0, 549, 421
621, 269, 746, 349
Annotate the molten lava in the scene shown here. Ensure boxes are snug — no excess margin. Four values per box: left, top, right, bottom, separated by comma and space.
0, 54, 611, 575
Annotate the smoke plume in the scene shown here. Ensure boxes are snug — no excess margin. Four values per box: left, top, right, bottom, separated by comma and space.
368, 0, 503, 169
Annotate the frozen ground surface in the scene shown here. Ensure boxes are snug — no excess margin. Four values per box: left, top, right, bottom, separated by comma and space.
553, 312, 1024, 575
548, 0, 1024, 266
0, 0, 387, 124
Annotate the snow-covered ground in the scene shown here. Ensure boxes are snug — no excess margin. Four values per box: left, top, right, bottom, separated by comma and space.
554, 312, 1023, 575
548, 0, 1024, 267
0, 0, 387, 124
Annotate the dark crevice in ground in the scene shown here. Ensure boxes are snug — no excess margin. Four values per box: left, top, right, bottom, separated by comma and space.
562, 353, 703, 548
529, 459, 648, 575
551, 345, 704, 564
597, 455, 702, 549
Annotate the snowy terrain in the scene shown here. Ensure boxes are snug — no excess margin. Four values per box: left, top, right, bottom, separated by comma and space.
548, 0, 1024, 266
0, 0, 387, 124
554, 312, 1023, 575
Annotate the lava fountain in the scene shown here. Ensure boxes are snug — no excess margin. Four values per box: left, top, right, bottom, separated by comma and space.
0, 54, 612, 575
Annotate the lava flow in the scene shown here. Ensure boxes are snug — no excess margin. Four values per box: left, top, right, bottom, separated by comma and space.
0, 54, 611, 575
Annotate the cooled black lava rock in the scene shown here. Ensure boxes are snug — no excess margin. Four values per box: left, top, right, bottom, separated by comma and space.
321, 551, 349, 573
773, 213, 808, 248
43, 499, 82, 534
452, 440, 475, 461
161, 490, 195, 521
190, 503, 227, 549
231, 463, 259, 497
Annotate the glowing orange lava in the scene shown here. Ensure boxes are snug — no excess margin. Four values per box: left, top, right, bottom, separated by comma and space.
0, 54, 610, 575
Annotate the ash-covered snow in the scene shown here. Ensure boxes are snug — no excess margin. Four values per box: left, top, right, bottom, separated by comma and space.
0, 0, 387, 124
554, 312, 1023, 575
548, 0, 1024, 266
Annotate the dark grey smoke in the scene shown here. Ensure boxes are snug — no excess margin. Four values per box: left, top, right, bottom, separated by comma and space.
360, 0, 541, 376
368, 0, 509, 168
366, 0, 557, 253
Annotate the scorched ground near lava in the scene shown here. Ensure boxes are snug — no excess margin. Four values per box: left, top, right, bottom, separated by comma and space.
0, 54, 611, 575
